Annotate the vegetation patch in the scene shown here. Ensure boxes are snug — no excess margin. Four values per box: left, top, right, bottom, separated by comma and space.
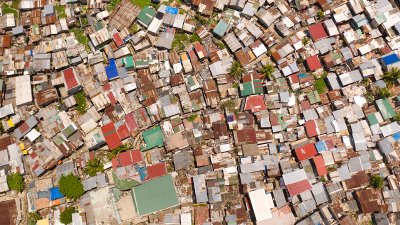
59, 174, 84, 201
74, 91, 87, 114
314, 78, 327, 94
71, 28, 90, 51
60, 207, 76, 225
7, 172, 24, 192
55, 5, 66, 18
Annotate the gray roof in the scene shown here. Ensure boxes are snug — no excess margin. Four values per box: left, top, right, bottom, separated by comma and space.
311, 182, 329, 205
272, 189, 287, 208
173, 151, 191, 171
193, 174, 208, 203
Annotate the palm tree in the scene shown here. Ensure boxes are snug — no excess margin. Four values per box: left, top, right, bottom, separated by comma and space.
229, 60, 244, 79
382, 67, 400, 87
84, 158, 104, 177
377, 87, 392, 99
260, 63, 275, 78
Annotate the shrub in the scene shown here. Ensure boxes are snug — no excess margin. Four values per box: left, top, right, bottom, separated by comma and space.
370, 175, 384, 189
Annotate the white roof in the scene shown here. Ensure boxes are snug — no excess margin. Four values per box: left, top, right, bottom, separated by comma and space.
26, 129, 41, 142
249, 189, 274, 222
15, 75, 32, 106
180, 213, 192, 225
282, 169, 308, 184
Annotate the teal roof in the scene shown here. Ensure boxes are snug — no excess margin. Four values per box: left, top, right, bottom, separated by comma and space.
122, 56, 135, 69
143, 126, 164, 150
138, 6, 156, 26
132, 174, 179, 216
367, 113, 378, 126
240, 80, 263, 97
213, 20, 229, 37
376, 98, 396, 120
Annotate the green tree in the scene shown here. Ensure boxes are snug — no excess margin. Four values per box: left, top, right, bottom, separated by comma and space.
7, 172, 24, 192
260, 63, 275, 78
187, 114, 198, 122
302, 37, 309, 45
229, 61, 244, 79
84, 158, 104, 177
28, 212, 41, 225
383, 67, 400, 87
220, 99, 237, 113
60, 207, 76, 225
377, 87, 392, 98
107, 144, 132, 160
316, 10, 324, 19
59, 174, 84, 201
370, 175, 384, 189
395, 112, 400, 121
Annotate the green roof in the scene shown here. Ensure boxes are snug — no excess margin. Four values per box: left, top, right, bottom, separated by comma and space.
132, 174, 179, 216
138, 6, 156, 26
376, 98, 395, 120
122, 56, 135, 69
143, 126, 164, 150
213, 20, 229, 37
113, 172, 140, 191
367, 113, 378, 126
240, 80, 263, 97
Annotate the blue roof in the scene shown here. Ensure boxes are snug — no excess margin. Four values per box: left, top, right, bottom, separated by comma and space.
382, 54, 400, 66
315, 141, 327, 153
50, 187, 64, 200
165, 6, 178, 14
106, 58, 119, 80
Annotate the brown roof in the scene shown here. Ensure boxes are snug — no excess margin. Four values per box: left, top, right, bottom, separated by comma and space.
108, 0, 140, 31
343, 171, 369, 189
0, 200, 17, 225
212, 121, 229, 139
339, 215, 357, 225
356, 188, 387, 214
170, 73, 185, 87
35, 88, 58, 107
0, 136, 13, 150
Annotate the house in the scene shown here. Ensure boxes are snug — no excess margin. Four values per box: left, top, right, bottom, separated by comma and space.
213, 20, 229, 37
306, 55, 323, 71
193, 174, 208, 203
15, 75, 33, 106
248, 189, 275, 223
282, 169, 312, 196
295, 143, 317, 161
62, 68, 82, 94
101, 122, 123, 150
308, 23, 328, 41
137, 6, 156, 27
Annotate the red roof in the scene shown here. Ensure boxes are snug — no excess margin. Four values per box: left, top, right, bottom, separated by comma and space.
194, 42, 206, 59
112, 149, 142, 168
101, 122, 123, 150
113, 33, 124, 47
286, 180, 313, 196
289, 74, 299, 84
305, 120, 318, 137
313, 155, 328, 176
107, 92, 117, 105
116, 123, 130, 140
145, 162, 167, 180
236, 128, 257, 144
295, 143, 317, 161
125, 113, 138, 133
306, 55, 322, 71
63, 68, 79, 90
308, 23, 328, 41
244, 95, 267, 113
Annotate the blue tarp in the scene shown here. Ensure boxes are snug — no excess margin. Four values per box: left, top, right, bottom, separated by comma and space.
106, 58, 119, 80
50, 187, 64, 200
382, 54, 400, 66
165, 6, 178, 14
315, 141, 327, 153
393, 132, 400, 141
137, 166, 147, 181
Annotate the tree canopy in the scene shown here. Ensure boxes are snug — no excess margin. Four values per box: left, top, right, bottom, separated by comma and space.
28, 212, 41, 225
382, 67, 400, 87
370, 175, 384, 189
7, 172, 24, 192
260, 64, 275, 78
59, 174, 84, 200
84, 158, 104, 177
60, 207, 76, 225
229, 60, 244, 79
